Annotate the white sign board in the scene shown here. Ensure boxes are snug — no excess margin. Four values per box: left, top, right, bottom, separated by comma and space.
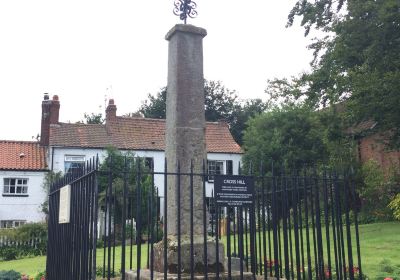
59, 185, 71, 224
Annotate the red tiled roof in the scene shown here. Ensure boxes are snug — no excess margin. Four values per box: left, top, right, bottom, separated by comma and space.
205, 121, 243, 154
49, 123, 111, 148
109, 117, 166, 150
0, 141, 47, 170
50, 117, 242, 154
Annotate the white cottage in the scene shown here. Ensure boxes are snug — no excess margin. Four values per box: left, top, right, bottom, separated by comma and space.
40, 95, 243, 201
0, 141, 47, 228
0, 94, 243, 228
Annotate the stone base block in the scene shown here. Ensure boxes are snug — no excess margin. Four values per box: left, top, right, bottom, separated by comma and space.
153, 236, 225, 274
126, 269, 254, 280
224, 257, 245, 272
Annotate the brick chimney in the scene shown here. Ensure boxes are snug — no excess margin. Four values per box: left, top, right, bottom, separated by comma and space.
40, 94, 60, 146
106, 99, 117, 123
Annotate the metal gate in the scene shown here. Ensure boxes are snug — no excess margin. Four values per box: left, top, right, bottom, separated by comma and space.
46, 158, 99, 280
46, 156, 363, 280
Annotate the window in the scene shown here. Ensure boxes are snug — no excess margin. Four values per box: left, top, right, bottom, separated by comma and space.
0, 220, 26, 229
3, 178, 28, 196
64, 155, 86, 173
207, 160, 224, 182
144, 157, 154, 171
226, 160, 233, 175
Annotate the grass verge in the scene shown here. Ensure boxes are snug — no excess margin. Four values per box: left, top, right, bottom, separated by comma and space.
0, 222, 399, 279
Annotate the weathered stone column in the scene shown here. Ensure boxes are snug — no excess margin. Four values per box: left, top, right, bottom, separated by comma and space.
165, 24, 207, 236
153, 24, 224, 274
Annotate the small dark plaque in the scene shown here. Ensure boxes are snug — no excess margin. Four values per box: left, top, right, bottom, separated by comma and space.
214, 175, 254, 207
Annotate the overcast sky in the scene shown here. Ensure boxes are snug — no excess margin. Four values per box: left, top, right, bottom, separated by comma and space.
0, 0, 313, 141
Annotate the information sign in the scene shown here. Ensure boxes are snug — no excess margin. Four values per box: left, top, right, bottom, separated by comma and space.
59, 185, 71, 224
214, 175, 254, 207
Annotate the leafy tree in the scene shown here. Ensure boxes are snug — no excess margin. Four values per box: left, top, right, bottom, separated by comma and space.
284, 0, 400, 147
83, 112, 104, 124
242, 104, 327, 174
138, 80, 267, 145
287, 0, 346, 36
265, 0, 400, 220
203, 80, 238, 123
138, 81, 238, 121
359, 159, 400, 222
138, 87, 167, 119
268, 79, 361, 169
230, 99, 268, 145
98, 147, 157, 238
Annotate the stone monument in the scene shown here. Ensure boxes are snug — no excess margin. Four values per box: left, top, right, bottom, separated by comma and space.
127, 2, 252, 279
153, 23, 225, 274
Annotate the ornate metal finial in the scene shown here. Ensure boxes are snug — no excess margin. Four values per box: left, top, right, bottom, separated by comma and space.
173, 0, 197, 24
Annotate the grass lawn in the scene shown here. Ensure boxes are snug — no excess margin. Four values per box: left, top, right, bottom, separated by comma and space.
0, 255, 46, 277
0, 222, 399, 279
355, 222, 400, 279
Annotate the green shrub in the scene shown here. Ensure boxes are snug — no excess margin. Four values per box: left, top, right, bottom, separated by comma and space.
359, 160, 400, 222
375, 259, 400, 280
154, 222, 163, 242
34, 271, 46, 280
124, 225, 136, 242
0, 223, 47, 260
95, 266, 121, 278
96, 238, 104, 248
0, 247, 18, 261
15, 223, 47, 241
0, 270, 21, 280
96, 266, 104, 277
389, 194, 400, 221
0, 229, 16, 239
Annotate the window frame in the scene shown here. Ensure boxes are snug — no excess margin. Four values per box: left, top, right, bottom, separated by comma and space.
207, 160, 224, 182
2, 178, 29, 196
226, 160, 233, 175
64, 155, 86, 174
144, 157, 154, 171
0, 220, 26, 229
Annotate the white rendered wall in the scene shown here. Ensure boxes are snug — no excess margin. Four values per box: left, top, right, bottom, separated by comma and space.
0, 170, 47, 224
50, 147, 166, 194
50, 147, 106, 173
50, 146, 242, 218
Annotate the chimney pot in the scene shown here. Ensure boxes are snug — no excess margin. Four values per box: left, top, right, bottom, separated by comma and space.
40, 94, 60, 146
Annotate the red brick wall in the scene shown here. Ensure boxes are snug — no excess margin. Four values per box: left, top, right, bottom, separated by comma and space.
358, 133, 400, 172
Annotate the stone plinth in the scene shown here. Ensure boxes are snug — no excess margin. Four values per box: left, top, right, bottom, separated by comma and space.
126, 269, 255, 280
153, 237, 224, 274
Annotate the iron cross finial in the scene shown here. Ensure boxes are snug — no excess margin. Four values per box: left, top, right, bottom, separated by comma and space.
173, 0, 198, 24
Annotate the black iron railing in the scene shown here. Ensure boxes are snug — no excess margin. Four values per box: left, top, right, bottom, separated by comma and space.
46, 156, 363, 280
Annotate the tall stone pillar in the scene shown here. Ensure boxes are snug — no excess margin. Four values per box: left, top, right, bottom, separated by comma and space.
165, 24, 207, 237
153, 24, 224, 274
